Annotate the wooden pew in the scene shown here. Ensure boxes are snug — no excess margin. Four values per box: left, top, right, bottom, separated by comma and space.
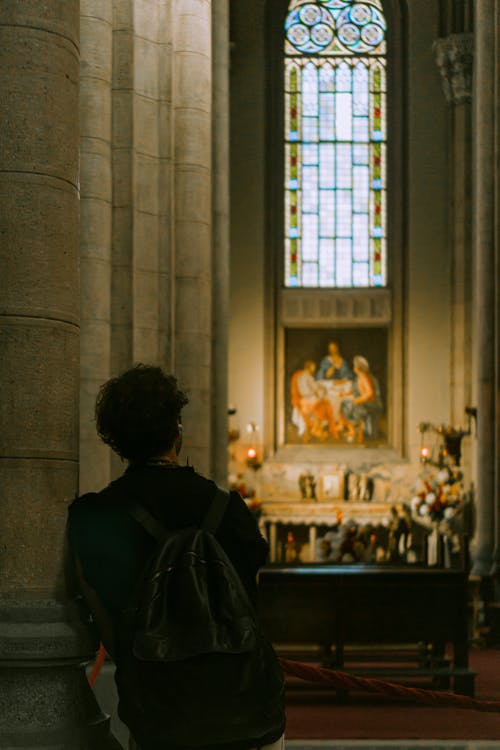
258, 564, 475, 696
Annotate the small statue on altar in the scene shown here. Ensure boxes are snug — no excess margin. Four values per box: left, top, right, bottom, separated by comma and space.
347, 471, 359, 501
358, 474, 374, 502
298, 471, 317, 501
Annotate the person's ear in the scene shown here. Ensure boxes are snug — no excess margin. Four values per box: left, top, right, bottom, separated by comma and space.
174, 422, 183, 454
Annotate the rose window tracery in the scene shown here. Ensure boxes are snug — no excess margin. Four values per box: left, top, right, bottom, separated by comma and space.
285, 1, 386, 57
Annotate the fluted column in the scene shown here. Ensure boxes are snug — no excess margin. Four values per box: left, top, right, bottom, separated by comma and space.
158, 0, 174, 368
111, 0, 134, 376
110, 0, 173, 382
172, 0, 213, 473
471, 0, 496, 577
80, 0, 113, 493
0, 1, 121, 747
211, 0, 230, 485
131, 0, 165, 365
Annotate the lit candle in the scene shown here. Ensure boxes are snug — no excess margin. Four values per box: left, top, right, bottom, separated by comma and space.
420, 446, 430, 462
247, 447, 257, 460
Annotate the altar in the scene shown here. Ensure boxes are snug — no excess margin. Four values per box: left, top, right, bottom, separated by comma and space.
260, 500, 402, 564
233, 442, 471, 569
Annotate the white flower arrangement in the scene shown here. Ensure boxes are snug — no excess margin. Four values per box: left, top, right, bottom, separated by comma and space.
410, 466, 464, 532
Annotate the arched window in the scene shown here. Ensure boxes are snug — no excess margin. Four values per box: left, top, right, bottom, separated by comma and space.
284, 0, 387, 288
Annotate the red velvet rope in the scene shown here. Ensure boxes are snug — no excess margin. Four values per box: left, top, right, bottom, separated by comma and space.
87, 644, 500, 714
279, 657, 500, 714
88, 643, 107, 687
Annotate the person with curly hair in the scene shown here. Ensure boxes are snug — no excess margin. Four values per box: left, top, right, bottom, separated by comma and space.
67, 365, 285, 750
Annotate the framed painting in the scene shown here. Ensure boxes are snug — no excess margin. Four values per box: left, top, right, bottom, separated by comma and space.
286, 327, 388, 446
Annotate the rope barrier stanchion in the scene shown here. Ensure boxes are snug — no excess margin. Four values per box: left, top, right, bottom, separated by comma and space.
88, 643, 107, 688
279, 658, 500, 715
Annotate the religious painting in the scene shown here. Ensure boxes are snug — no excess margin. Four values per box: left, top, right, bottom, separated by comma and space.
286, 327, 388, 446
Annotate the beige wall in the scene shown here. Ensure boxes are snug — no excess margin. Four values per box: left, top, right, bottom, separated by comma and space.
229, 0, 458, 476
406, 0, 451, 461
229, 0, 267, 442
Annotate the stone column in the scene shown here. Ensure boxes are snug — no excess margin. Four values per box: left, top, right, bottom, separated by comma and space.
211, 0, 230, 486
80, 0, 113, 493
433, 33, 473, 473
111, 0, 134, 376
172, 0, 213, 474
131, 0, 163, 365
492, 1, 500, 587
0, 2, 121, 747
158, 0, 174, 368
471, 0, 497, 577
111, 0, 172, 378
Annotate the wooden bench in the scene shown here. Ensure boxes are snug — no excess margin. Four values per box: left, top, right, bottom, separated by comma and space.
258, 564, 475, 696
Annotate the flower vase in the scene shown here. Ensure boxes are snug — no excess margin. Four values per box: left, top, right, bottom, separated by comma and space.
426, 524, 444, 567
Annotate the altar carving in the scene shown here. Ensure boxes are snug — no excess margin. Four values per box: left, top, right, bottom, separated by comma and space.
260, 501, 406, 565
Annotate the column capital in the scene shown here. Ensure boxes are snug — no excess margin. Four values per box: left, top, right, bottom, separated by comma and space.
433, 33, 473, 105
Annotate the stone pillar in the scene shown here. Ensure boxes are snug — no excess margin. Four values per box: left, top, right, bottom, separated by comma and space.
111, 0, 173, 380
158, 0, 174, 368
471, 0, 497, 577
492, 1, 500, 588
0, 2, 121, 748
172, 0, 213, 474
211, 0, 230, 486
131, 0, 163, 365
433, 32, 473, 475
80, 0, 113, 493
111, 0, 134, 376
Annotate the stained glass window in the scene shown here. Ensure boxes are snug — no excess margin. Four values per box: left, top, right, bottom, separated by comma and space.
284, 0, 387, 288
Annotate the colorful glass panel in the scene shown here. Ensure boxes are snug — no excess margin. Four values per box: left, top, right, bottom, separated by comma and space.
284, 0, 387, 288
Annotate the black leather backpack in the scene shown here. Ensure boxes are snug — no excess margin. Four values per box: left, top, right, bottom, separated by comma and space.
114, 489, 285, 750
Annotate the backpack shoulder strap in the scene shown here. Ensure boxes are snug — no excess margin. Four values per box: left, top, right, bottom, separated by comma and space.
202, 488, 230, 534
127, 502, 165, 541
125, 487, 230, 539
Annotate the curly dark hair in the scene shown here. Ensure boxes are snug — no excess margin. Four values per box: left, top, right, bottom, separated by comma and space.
95, 364, 189, 462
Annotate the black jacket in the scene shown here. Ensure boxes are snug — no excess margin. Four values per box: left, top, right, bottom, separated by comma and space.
68, 464, 269, 617
67, 465, 284, 750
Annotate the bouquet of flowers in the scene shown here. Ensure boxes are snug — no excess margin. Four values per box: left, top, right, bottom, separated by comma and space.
410, 467, 464, 528
229, 473, 263, 519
